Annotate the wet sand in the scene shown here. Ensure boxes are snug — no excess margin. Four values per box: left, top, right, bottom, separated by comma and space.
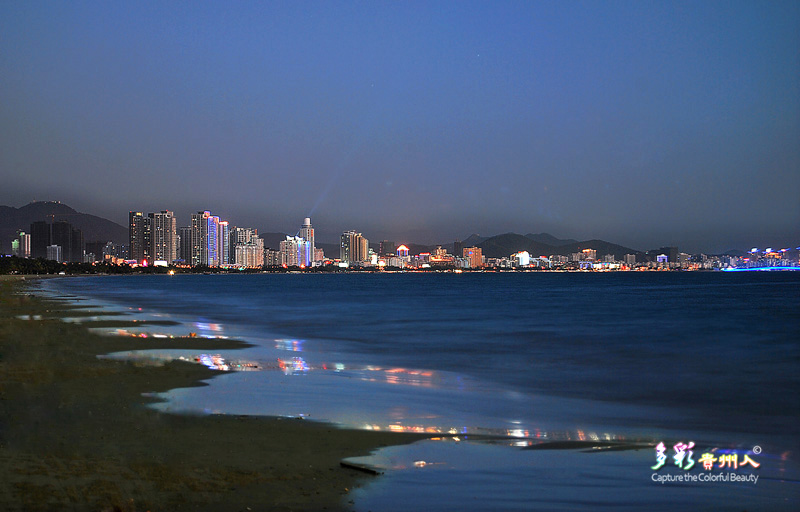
0, 277, 426, 511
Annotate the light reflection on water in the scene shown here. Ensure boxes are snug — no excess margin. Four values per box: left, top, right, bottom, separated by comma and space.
31, 276, 800, 512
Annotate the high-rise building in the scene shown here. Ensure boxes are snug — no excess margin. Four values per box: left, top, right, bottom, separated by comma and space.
280, 236, 310, 267
205, 214, 220, 266
46, 245, 62, 263
299, 218, 315, 263
190, 213, 204, 266
20, 232, 31, 258
149, 211, 177, 263
230, 227, 257, 255
264, 248, 281, 267
189, 211, 221, 266
463, 247, 484, 268
218, 221, 230, 265
129, 212, 146, 263
624, 254, 637, 266
340, 230, 368, 263
179, 226, 191, 263
30, 221, 50, 259
235, 237, 264, 268
12, 231, 31, 258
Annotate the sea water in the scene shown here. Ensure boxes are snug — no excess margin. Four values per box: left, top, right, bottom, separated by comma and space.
40, 272, 800, 510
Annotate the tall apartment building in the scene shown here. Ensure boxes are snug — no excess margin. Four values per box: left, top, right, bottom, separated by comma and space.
148, 210, 177, 263
340, 230, 368, 263
280, 236, 310, 267
218, 221, 230, 265
230, 227, 257, 252
264, 248, 281, 267
463, 246, 484, 268
12, 231, 31, 258
179, 226, 192, 263
235, 237, 264, 268
129, 211, 147, 262
189, 211, 221, 266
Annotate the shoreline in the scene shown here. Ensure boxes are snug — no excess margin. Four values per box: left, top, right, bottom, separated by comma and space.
0, 278, 427, 511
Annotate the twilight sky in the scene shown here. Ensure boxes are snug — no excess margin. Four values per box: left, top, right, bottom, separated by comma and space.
1, 1, 798, 253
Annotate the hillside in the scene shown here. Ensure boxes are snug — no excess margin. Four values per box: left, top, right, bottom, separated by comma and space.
477, 233, 557, 258
550, 239, 642, 260
477, 233, 641, 260
0, 201, 128, 254
524, 233, 578, 246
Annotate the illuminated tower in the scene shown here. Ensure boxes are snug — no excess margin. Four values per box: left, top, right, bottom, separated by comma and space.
299, 217, 315, 263
341, 230, 368, 263
464, 246, 483, 268
218, 221, 229, 265
280, 236, 309, 267
206, 214, 220, 266
129, 211, 146, 262
149, 210, 177, 263
190, 213, 204, 267
189, 211, 220, 267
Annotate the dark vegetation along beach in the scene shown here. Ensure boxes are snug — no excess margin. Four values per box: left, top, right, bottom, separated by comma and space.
0, 276, 424, 511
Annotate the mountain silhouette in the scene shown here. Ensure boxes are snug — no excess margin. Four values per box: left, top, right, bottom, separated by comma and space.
0, 201, 127, 254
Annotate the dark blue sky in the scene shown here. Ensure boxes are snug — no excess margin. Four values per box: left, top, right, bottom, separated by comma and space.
2, 1, 798, 252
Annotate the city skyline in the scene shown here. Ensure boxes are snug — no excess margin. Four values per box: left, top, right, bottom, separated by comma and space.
1, 2, 798, 254
2, 198, 798, 258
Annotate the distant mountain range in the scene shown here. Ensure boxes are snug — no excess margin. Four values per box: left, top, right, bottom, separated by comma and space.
0, 201, 128, 254
473, 233, 641, 260
2, 201, 757, 259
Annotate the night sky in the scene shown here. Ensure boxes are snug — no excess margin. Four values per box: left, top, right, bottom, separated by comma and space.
1, 1, 798, 253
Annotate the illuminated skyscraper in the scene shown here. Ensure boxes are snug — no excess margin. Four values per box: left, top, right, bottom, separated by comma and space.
206, 214, 220, 266
189, 211, 221, 266
149, 210, 177, 263
280, 236, 309, 267
340, 230, 369, 264
14, 231, 31, 258
218, 221, 230, 265
129, 211, 146, 262
235, 237, 264, 268
190, 213, 204, 266
299, 218, 315, 263
463, 246, 483, 268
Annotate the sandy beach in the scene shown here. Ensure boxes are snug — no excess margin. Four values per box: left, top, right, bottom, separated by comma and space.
0, 277, 425, 511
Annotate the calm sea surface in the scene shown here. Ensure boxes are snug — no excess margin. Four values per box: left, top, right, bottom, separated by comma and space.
42, 272, 800, 510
